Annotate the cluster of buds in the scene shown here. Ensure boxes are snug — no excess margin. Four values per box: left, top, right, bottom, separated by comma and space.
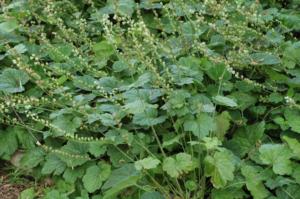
41, 144, 90, 160
65, 133, 105, 142
284, 96, 296, 106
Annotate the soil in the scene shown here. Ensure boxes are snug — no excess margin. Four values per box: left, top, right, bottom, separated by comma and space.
0, 173, 28, 199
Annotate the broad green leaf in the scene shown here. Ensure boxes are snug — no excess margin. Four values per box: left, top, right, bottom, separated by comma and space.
93, 40, 114, 60
162, 89, 191, 116
282, 42, 300, 68
241, 164, 271, 199
206, 63, 231, 81
0, 19, 18, 33
135, 157, 160, 170
259, 144, 293, 175
292, 163, 300, 184
88, 142, 107, 157
284, 109, 300, 133
42, 190, 68, 199
20, 187, 35, 199
202, 137, 222, 151
184, 113, 216, 138
83, 163, 111, 193
282, 132, 300, 159
250, 52, 280, 65
141, 191, 164, 199
57, 141, 89, 167
14, 127, 35, 149
51, 115, 82, 136
102, 164, 140, 199
230, 92, 257, 111
47, 44, 72, 62
163, 153, 196, 178
100, 0, 136, 16
0, 129, 18, 160
226, 122, 265, 157
213, 95, 237, 107
215, 111, 231, 140
212, 186, 246, 199
20, 148, 45, 169
204, 150, 235, 188
63, 167, 85, 183
132, 108, 167, 126
42, 154, 66, 175
99, 113, 117, 127
0, 68, 29, 93
73, 75, 96, 91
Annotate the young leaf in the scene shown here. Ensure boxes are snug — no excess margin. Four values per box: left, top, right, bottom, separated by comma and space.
135, 157, 160, 170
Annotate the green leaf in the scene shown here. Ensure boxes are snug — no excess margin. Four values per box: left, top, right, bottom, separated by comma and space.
63, 167, 85, 183
206, 63, 231, 81
135, 157, 160, 170
184, 113, 216, 138
0, 129, 18, 160
14, 127, 35, 149
292, 163, 300, 184
93, 40, 114, 60
204, 150, 235, 188
241, 164, 271, 199
133, 108, 167, 126
214, 111, 231, 140
20, 187, 35, 199
42, 190, 68, 199
42, 154, 66, 175
230, 92, 257, 111
99, 113, 117, 127
284, 109, 300, 133
213, 95, 237, 107
100, 0, 136, 16
163, 153, 196, 178
250, 52, 281, 65
212, 186, 246, 199
226, 122, 265, 157
73, 75, 96, 91
51, 115, 82, 136
0, 68, 29, 93
58, 141, 89, 167
20, 148, 45, 169
47, 44, 72, 62
0, 19, 18, 33
282, 42, 300, 68
102, 164, 140, 199
259, 144, 293, 175
88, 142, 107, 157
83, 163, 111, 193
282, 132, 300, 159
141, 191, 164, 199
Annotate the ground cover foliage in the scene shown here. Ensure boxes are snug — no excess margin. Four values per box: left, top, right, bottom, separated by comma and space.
1, 0, 300, 198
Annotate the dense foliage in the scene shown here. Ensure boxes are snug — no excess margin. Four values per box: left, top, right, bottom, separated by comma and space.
1, 0, 300, 198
